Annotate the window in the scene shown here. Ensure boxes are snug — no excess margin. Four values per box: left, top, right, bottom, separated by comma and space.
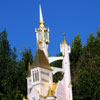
32, 70, 39, 83
37, 70, 39, 81
35, 71, 37, 81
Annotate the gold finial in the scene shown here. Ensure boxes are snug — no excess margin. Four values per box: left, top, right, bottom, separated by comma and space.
63, 39, 67, 44
39, 21, 45, 28
45, 78, 56, 99
46, 86, 55, 97
39, 4, 45, 28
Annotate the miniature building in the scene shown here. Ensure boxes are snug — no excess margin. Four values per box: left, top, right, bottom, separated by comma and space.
25, 4, 73, 100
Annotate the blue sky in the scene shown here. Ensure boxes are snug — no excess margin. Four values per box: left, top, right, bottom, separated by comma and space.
0, 0, 100, 58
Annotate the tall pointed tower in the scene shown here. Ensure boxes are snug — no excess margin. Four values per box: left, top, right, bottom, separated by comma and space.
27, 5, 53, 100
60, 38, 73, 100
26, 4, 73, 100
35, 5, 50, 58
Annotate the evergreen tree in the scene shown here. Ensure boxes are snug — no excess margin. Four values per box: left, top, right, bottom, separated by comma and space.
73, 31, 100, 100
94, 26, 100, 68
16, 47, 33, 97
1, 26, 100, 100
0, 29, 18, 100
70, 33, 82, 68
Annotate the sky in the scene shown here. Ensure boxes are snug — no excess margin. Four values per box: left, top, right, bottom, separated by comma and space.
0, 0, 100, 59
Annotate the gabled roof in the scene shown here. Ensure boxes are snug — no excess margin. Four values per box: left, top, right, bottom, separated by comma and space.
30, 49, 52, 70
27, 49, 52, 77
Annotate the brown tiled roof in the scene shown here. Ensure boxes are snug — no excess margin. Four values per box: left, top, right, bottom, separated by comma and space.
27, 49, 52, 77
31, 49, 52, 70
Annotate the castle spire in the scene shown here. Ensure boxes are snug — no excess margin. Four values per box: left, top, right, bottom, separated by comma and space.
35, 4, 49, 58
39, 4, 45, 28
39, 4, 43, 22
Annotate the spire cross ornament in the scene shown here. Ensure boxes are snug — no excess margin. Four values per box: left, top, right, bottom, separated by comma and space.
63, 32, 66, 40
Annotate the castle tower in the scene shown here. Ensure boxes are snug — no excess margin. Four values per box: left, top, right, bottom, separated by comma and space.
26, 4, 73, 100
26, 5, 53, 100
27, 49, 53, 100
35, 5, 50, 58
60, 37, 73, 100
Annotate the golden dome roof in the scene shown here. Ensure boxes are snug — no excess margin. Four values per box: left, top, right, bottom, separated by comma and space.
63, 39, 67, 44
61, 39, 68, 45
45, 86, 56, 99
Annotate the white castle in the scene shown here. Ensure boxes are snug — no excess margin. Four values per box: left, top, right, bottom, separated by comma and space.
24, 5, 73, 100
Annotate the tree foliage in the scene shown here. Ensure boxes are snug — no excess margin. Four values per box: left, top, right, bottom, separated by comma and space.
0, 30, 33, 100
0, 26, 100, 100
72, 28, 100, 100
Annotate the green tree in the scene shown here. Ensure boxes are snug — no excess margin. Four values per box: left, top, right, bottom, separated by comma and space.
73, 31, 100, 100
94, 26, 100, 68
70, 33, 82, 67
0, 29, 18, 100
16, 47, 33, 97
20, 47, 33, 71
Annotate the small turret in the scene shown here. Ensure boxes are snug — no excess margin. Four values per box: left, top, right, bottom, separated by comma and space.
60, 33, 71, 56
60, 33, 73, 100
60, 39, 70, 56
45, 87, 56, 100
45, 78, 56, 100
35, 4, 50, 58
